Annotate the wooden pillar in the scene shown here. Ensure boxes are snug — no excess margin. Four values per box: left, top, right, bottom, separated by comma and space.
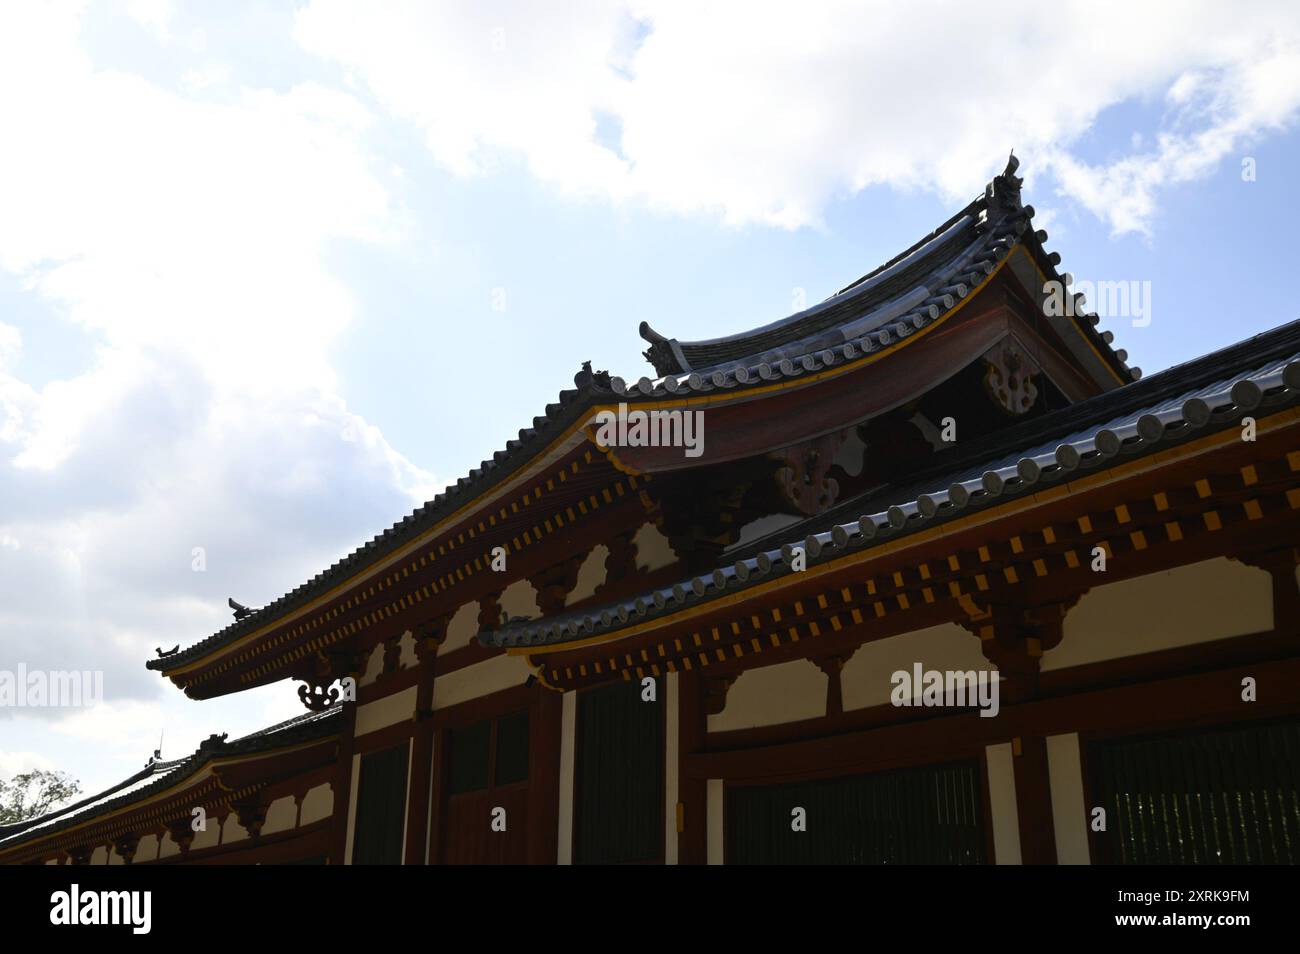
1011, 734, 1057, 864
404, 619, 446, 865
531, 555, 586, 616
528, 684, 564, 863
1237, 546, 1300, 630
329, 700, 358, 865
677, 671, 709, 865
813, 652, 853, 717
232, 794, 268, 840
962, 594, 1082, 864
427, 725, 447, 864
164, 817, 195, 857
112, 834, 140, 865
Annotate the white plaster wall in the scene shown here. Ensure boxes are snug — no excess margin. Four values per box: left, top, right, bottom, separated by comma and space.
134, 834, 159, 863
729, 514, 803, 549
398, 630, 418, 669
500, 579, 541, 620
157, 833, 179, 859
634, 522, 676, 571
431, 655, 530, 710
299, 783, 334, 826
566, 545, 608, 605
261, 795, 298, 836
358, 643, 385, 687
355, 684, 417, 736
344, 752, 360, 865
1045, 557, 1273, 671
707, 780, 724, 865
985, 743, 1021, 865
1046, 733, 1091, 864
191, 816, 220, 851
842, 622, 994, 711
664, 672, 679, 865
400, 742, 413, 864
222, 815, 249, 845
557, 691, 576, 865
440, 602, 479, 653
707, 658, 826, 732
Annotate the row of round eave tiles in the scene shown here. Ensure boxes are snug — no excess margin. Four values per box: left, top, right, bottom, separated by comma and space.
500, 360, 1300, 648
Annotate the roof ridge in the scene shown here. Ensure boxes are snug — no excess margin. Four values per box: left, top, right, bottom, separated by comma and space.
638, 153, 1028, 376
0, 708, 342, 853
147, 157, 1128, 678
481, 320, 1300, 652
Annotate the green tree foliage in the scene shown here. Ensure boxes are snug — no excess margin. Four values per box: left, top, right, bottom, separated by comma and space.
0, 769, 82, 824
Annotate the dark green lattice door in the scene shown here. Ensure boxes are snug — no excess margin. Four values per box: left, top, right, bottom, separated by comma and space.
726, 759, 987, 864
573, 678, 664, 864
1089, 718, 1300, 864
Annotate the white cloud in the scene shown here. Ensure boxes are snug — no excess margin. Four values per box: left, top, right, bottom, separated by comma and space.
4, 0, 1300, 796
124, 0, 174, 41
0, 750, 56, 779
0, 2, 442, 790
296, 0, 1300, 234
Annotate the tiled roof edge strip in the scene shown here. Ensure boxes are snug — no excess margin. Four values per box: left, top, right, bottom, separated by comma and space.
479, 348, 1300, 651
0, 707, 342, 851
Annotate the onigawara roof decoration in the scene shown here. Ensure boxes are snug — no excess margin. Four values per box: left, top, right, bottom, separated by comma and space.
0, 709, 339, 854
637, 153, 1131, 387
479, 318, 1300, 654
144, 154, 1141, 693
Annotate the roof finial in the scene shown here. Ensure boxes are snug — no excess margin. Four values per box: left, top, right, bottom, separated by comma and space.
987, 150, 1023, 213
574, 360, 610, 389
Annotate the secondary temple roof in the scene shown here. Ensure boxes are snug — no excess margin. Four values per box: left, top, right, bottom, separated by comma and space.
637, 153, 1130, 385
146, 154, 1136, 678
0, 709, 339, 854
477, 318, 1300, 651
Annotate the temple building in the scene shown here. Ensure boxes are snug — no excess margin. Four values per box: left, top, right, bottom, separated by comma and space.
4, 156, 1299, 865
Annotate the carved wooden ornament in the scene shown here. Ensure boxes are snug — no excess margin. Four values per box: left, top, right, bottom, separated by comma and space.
983, 339, 1041, 415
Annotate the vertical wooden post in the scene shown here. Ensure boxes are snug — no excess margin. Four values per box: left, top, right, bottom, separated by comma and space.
677, 671, 708, 865
404, 620, 447, 865
329, 701, 357, 865
528, 685, 563, 863
1013, 734, 1058, 864
426, 725, 447, 864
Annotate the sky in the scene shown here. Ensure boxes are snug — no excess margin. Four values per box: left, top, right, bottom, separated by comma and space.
3, 0, 1300, 799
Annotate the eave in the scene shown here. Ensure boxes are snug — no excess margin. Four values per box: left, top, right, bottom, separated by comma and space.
516, 414, 1300, 692
148, 158, 1138, 693
0, 709, 340, 863
479, 328, 1300, 688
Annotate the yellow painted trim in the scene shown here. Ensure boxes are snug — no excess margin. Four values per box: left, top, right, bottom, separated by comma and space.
510, 408, 1300, 658
1015, 245, 1127, 387
168, 250, 1023, 676
0, 736, 333, 856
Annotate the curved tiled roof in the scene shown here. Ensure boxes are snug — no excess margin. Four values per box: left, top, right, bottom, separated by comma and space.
148, 155, 1130, 675
0, 708, 339, 853
479, 319, 1300, 651
637, 154, 1131, 383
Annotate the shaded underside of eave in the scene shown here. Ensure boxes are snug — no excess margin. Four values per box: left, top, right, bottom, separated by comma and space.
158, 251, 1125, 685
149, 165, 1130, 681
0, 709, 340, 856
644, 198, 984, 372
637, 165, 1132, 387
481, 319, 1300, 654
732, 316, 1300, 558
146, 381, 613, 675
